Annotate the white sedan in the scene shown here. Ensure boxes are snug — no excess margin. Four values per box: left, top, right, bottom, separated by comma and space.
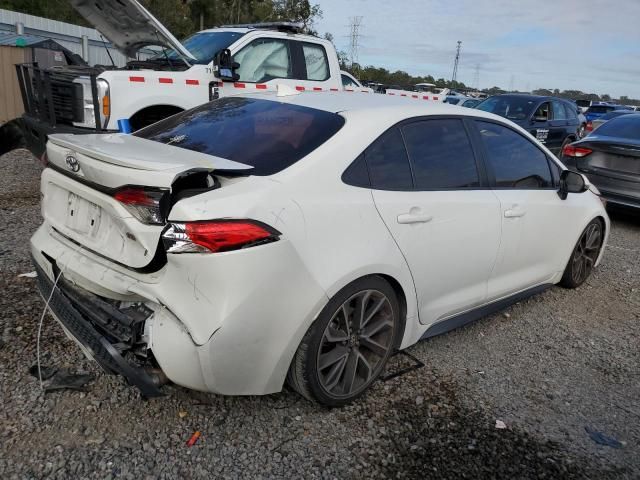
32, 91, 608, 405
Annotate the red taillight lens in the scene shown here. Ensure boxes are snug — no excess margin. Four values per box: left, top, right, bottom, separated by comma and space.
162, 220, 280, 253
586, 121, 593, 132
562, 145, 593, 158
113, 187, 167, 225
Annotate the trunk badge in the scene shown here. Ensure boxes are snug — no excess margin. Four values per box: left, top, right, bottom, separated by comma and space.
65, 154, 80, 172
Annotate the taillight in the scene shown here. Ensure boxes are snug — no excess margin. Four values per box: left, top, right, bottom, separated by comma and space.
162, 220, 280, 254
40, 151, 48, 167
586, 121, 593, 132
562, 145, 593, 158
113, 187, 167, 225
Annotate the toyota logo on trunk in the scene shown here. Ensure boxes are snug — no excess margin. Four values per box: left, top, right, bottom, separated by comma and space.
65, 154, 80, 172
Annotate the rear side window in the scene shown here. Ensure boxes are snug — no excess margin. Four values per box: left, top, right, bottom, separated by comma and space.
136, 97, 345, 175
402, 119, 479, 189
365, 128, 413, 190
563, 103, 577, 120
235, 38, 293, 83
302, 42, 329, 81
552, 100, 567, 121
475, 121, 553, 189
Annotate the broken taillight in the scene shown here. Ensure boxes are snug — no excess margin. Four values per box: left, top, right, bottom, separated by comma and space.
113, 187, 167, 225
162, 220, 280, 254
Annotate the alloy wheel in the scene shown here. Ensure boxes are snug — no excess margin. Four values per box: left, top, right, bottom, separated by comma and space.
571, 222, 602, 284
316, 289, 395, 398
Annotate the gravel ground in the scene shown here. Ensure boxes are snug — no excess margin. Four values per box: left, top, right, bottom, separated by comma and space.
1, 149, 638, 479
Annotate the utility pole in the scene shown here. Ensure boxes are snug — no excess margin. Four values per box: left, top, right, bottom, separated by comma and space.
472, 63, 480, 91
347, 16, 363, 71
451, 40, 462, 84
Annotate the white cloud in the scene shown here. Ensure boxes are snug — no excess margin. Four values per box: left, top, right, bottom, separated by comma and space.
315, 0, 640, 97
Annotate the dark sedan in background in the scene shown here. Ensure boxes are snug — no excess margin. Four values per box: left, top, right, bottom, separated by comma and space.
476, 94, 581, 155
562, 114, 640, 210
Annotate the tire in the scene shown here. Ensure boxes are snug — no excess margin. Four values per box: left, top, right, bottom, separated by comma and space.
287, 276, 401, 406
559, 219, 604, 289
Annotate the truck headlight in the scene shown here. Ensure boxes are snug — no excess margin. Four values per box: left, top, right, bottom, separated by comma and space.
72, 77, 110, 129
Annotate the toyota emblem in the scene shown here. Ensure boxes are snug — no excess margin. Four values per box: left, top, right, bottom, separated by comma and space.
65, 154, 80, 172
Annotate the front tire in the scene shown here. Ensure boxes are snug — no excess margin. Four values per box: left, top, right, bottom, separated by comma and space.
287, 276, 401, 406
559, 219, 604, 288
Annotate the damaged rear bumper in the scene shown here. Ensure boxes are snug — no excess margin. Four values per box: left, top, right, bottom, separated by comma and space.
33, 257, 163, 398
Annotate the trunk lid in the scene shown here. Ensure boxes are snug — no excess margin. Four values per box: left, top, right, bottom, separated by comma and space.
577, 137, 640, 183
70, 0, 196, 61
43, 134, 251, 269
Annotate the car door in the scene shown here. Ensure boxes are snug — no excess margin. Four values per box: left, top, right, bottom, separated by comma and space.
549, 99, 572, 151
529, 101, 558, 152
369, 118, 502, 326
473, 120, 576, 299
232, 36, 335, 91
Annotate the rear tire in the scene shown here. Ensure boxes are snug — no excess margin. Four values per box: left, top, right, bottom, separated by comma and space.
287, 276, 401, 406
559, 219, 604, 288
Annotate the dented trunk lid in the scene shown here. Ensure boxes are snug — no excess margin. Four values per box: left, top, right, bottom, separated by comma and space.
42, 134, 251, 269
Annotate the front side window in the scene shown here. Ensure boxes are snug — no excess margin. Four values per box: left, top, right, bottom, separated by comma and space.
135, 97, 344, 176
302, 42, 329, 81
533, 102, 551, 121
402, 119, 479, 189
365, 128, 413, 190
475, 121, 553, 189
235, 38, 293, 83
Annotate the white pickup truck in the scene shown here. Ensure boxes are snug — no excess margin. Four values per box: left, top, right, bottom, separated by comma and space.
2, 0, 441, 158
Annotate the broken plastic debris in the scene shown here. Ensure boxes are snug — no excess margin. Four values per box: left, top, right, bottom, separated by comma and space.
186, 431, 201, 447
178, 410, 188, 418
18, 271, 37, 278
44, 370, 94, 393
585, 426, 623, 448
495, 420, 507, 429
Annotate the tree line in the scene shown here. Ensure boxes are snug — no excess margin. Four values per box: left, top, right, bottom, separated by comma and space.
1, 0, 636, 104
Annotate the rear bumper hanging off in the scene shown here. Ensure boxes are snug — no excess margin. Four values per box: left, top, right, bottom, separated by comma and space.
33, 257, 164, 398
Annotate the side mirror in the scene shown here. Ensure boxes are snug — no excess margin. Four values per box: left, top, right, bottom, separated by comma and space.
213, 49, 239, 81
558, 170, 588, 199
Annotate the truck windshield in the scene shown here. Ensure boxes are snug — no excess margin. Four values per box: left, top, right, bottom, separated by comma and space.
151, 31, 244, 64
135, 97, 346, 175
476, 96, 537, 120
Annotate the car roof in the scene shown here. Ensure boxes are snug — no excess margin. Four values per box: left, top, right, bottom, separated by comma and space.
238, 90, 503, 120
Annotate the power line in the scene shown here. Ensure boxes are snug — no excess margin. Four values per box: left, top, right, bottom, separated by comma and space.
451, 40, 462, 83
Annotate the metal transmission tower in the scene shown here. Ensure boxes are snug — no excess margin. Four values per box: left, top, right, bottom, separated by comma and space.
347, 16, 363, 70
451, 41, 462, 83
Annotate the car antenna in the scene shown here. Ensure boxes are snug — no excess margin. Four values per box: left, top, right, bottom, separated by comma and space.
100, 34, 116, 67
154, 30, 174, 69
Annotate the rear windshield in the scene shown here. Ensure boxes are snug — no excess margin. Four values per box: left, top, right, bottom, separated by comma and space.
135, 97, 345, 175
586, 105, 615, 114
475, 96, 537, 120
592, 114, 640, 139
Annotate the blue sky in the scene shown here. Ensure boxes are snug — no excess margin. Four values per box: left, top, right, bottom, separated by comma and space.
314, 0, 640, 98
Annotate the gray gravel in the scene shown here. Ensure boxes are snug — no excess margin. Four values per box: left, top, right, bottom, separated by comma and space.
1, 149, 638, 479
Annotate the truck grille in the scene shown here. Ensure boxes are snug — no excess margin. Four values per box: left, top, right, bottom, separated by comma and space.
16, 64, 102, 129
